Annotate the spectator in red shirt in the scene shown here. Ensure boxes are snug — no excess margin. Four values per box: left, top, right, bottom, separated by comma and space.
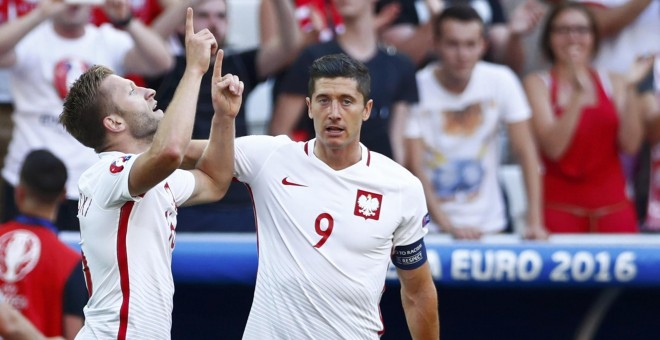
0, 150, 87, 339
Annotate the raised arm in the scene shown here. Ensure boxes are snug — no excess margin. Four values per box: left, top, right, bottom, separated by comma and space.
104, 0, 174, 75
489, 0, 546, 75
150, 0, 196, 39
378, 0, 443, 68
397, 263, 439, 340
585, 0, 653, 38
256, 0, 301, 78
185, 49, 243, 205
0, 0, 65, 67
523, 72, 586, 160
610, 56, 653, 154
128, 8, 215, 196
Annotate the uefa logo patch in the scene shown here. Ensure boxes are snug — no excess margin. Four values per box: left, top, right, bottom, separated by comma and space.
354, 189, 383, 220
0, 230, 41, 283
110, 155, 132, 174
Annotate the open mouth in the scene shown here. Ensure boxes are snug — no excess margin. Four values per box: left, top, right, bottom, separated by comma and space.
325, 126, 345, 135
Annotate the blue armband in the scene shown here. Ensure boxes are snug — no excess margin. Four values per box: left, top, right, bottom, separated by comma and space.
391, 238, 428, 270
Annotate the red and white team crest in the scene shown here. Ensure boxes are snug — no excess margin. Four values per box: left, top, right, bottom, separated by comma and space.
354, 189, 383, 220
109, 155, 132, 174
54, 58, 91, 99
0, 230, 41, 283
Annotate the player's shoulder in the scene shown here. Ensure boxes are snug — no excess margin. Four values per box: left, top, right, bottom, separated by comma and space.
236, 134, 304, 158
237, 134, 293, 148
80, 152, 134, 181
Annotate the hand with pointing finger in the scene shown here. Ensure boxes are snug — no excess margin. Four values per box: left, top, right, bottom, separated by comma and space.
184, 7, 218, 76
211, 50, 244, 119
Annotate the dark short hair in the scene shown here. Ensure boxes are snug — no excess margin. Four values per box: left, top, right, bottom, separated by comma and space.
308, 53, 371, 104
432, 4, 485, 40
539, 2, 600, 63
60, 65, 115, 153
19, 149, 67, 203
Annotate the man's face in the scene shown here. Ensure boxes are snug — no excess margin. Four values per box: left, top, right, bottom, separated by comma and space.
53, 4, 92, 28
306, 77, 372, 151
434, 19, 485, 83
192, 0, 228, 47
332, 0, 375, 20
101, 75, 163, 140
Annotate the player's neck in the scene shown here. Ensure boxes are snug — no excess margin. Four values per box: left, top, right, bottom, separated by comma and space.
53, 22, 85, 39
314, 143, 362, 171
103, 135, 152, 155
19, 204, 57, 223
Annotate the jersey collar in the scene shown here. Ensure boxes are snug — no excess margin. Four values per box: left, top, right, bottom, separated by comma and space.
304, 138, 371, 168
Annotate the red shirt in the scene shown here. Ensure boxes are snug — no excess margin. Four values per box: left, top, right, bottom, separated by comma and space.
0, 220, 81, 337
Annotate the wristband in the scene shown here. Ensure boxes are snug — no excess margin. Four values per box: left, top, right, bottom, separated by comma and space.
111, 13, 133, 30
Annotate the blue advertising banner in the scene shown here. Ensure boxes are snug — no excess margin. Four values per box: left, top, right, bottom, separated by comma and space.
61, 233, 660, 287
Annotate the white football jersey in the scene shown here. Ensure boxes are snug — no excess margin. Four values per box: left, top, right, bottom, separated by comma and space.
75, 152, 194, 340
236, 136, 429, 339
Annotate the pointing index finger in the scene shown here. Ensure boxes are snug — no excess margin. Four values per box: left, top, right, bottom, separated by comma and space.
185, 7, 194, 37
213, 49, 225, 83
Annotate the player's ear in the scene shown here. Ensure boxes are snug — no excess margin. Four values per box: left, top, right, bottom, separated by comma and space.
362, 99, 373, 121
306, 97, 313, 119
103, 113, 126, 133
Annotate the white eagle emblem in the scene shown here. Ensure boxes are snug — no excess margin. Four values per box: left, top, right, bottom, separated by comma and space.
358, 194, 380, 217
354, 189, 383, 220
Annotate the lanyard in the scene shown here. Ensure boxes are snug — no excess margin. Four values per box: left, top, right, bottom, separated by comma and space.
14, 215, 58, 234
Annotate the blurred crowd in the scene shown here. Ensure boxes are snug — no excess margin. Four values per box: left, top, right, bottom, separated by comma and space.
0, 0, 659, 241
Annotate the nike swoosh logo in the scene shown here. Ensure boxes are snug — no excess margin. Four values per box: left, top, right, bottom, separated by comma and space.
282, 177, 307, 187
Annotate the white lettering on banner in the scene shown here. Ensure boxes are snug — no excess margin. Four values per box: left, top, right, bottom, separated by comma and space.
518, 250, 543, 281
450, 249, 638, 283
550, 251, 637, 282
452, 249, 543, 281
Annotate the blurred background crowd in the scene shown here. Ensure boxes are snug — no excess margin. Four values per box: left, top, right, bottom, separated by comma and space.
0, 0, 659, 240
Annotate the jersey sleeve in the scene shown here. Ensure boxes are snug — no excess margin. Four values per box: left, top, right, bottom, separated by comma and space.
235, 135, 291, 183
167, 169, 196, 206
91, 154, 140, 209
393, 176, 429, 247
499, 67, 531, 123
